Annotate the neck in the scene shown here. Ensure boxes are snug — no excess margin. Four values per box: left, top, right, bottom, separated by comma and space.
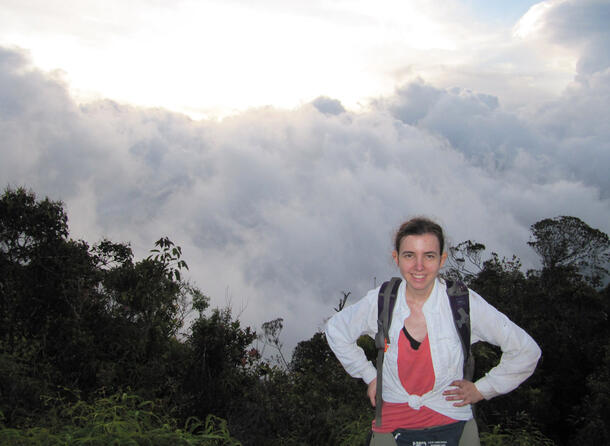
405, 282, 435, 305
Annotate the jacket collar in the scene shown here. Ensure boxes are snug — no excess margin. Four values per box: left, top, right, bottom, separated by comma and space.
397, 277, 444, 314
422, 278, 443, 313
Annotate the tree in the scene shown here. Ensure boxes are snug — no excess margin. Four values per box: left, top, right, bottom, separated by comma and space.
180, 300, 257, 430
0, 187, 103, 423
528, 216, 609, 287
259, 318, 290, 370
444, 240, 486, 284
0, 186, 71, 350
0, 186, 200, 425
84, 232, 202, 399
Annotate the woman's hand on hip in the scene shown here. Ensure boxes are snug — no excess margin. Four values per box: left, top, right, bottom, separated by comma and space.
442, 380, 484, 407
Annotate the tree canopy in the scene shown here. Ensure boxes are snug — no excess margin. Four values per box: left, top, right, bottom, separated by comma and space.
528, 215, 609, 286
1, 186, 609, 445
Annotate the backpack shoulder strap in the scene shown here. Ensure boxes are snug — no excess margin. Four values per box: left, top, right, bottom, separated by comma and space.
446, 279, 475, 381
374, 276, 402, 427
377, 277, 402, 347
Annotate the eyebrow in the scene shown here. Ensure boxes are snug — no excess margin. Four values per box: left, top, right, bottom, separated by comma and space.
400, 250, 439, 255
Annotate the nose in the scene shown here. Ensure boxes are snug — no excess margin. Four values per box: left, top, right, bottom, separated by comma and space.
415, 257, 425, 270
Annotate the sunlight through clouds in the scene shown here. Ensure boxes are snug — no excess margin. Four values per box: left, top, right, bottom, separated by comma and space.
0, 0, 558, 118
1, 0, 609, 352
513, 0, 556, 38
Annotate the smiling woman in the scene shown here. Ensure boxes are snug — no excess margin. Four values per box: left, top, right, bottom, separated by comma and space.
325, 216, 541, 446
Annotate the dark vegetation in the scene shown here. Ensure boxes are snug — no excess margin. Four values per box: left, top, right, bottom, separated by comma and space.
1, 186, 608, 445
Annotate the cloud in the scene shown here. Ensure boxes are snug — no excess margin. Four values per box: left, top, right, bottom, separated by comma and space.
377, 66, 610, 198
516, 0, 610, 76
1, 37, 609, 354
311, 96, 346, 115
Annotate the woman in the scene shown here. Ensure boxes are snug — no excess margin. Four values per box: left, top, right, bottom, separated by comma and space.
325, 217, 541, 446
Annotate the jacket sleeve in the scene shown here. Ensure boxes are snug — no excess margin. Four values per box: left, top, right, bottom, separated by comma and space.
469, 289, 541, 400
325, 289, 380, 385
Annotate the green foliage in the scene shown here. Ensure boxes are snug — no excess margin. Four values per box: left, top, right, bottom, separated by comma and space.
285, 332, 373, 445
480, 412, 555, 445
1, 187, 102, 420
180, 306, 258, 428
0, 187, 202, 422
334, 416, 371, 446
528, 216, 609, 287
0, 341, 56, 427
456, 219, 609, 445
148, 236, 189, 282
2, 187, 609, 446
0, 186, 69, 259
0, 391, 241, 445
569, 334, 610, 442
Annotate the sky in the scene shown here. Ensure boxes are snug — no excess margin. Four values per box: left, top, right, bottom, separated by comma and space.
1, 0, 609, 355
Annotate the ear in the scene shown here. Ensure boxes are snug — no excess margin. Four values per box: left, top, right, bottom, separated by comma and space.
392, 250, 399, 266
440, 251, 448, 268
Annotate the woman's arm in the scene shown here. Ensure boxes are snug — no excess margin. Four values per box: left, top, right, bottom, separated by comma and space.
325, 288, 379, 385
469, 290, 542, 400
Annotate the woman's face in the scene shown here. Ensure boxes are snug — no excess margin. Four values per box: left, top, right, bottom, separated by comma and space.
392, 233, 447, 298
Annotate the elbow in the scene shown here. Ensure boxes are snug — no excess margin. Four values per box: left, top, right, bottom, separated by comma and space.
523, 339, 542, 379
532, 341, 542, 371
530, 338, 542, 366
534, 341, 542, 362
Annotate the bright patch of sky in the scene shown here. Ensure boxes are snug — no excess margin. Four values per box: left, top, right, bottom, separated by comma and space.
465, 0, 542, 23
0, 0, 576, 118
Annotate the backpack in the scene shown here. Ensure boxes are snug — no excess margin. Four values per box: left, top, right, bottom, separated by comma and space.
373, 277, 473, 427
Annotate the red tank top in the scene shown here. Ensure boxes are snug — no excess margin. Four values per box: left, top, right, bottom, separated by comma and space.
372, 327, 456, 432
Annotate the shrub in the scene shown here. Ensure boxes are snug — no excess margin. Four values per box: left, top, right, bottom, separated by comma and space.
0, 391, 241, 445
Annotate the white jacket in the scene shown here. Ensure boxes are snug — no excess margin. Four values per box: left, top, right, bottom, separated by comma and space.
325, 278, 541, 421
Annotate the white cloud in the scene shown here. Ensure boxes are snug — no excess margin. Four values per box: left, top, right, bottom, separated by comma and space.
515, 0, 610, 76
0, 0, 581, 118
1, 0, 609, 353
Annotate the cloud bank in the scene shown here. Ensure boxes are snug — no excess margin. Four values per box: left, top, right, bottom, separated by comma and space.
1, 0, 609, 352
